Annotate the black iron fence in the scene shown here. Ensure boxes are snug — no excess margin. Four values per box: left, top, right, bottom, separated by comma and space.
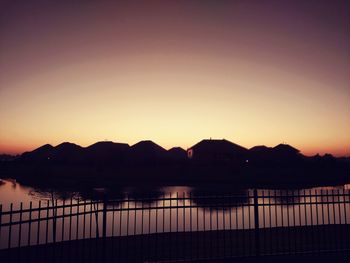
0, 189, 350, 262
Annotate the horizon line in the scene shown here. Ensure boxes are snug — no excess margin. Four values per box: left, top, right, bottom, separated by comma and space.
1, 138, 350, 158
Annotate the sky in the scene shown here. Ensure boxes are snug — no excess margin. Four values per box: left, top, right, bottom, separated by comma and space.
0, 0, 349, 156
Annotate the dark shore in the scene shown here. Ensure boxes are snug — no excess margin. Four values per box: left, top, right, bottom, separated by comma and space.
1, 161, 350, 196
1, 139, 349, 196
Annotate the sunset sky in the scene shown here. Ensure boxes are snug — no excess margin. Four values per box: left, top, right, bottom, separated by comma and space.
0, 0, 349, 156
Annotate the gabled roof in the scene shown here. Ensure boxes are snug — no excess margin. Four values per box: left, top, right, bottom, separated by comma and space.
130, 140, 167, 156
249, 145, 271, 152
168, 147, 186, 153
168, 147, 187, 159
55, 142, 82, 150
21, 144, 54, 160
86, 141, 129, 151
273, 144, 300, 154
30, 144, 54, 154
189, 139, 248, 154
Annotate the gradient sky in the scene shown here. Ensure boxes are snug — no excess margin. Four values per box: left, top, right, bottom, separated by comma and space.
0, 0, 349, 156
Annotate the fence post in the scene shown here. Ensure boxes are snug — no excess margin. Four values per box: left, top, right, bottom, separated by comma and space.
53, 200, 57, 243
0, 204, 2, 242
253, 189, 260, 257
102, 196, 107, 239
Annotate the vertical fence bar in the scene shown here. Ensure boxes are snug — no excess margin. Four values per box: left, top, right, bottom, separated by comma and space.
61, 200, 65, 263
286, 190, 291, 254
155, 194, 158, 261
17, 203, 23, 262
337, 189, 342, 249
162, 193, 165, 261
28, 202, 33, 246
45, 201, 49, 244
235, 199, 238, 257
18, 202, 23, 248
253, 189, 260, 257
281, 191, 285, 253
189, 192, 193, 261
332, 190, 338, 250
303, 190, 308, 251
89, 201, 93, 239
148, 195, 151, 262
61, 199, 66, 241
0, 204, 2, 248
88, 200, 93, 263
229, 195, 233, 258
262, 190, 265, 254
53, 199, 57, 243
183, 192, 186, 260
315, 190, 320, 253
292, 191, 296, 253
248, 191, 252, 255
83, 200, 86, 239
269, 190, 273, 255
69, 198, 72, 241
111, 201, 116, 262
326, 190, 331, 250
76, 199, 79, 240
275, 190, 279, 253
241, 193, 245, 256
216, 195, 219, 258
169, 193, 172, 261
126, 195, 130, 261
8, 203, 13, 249
309, 190, 314, 252
176, 192, 179, 260
37, 201, 41, 245
222, 194, 226, 258
102, 196, 107, 263
134, 199, 137, 236
203, 196, 206, 260
343, 189, 348, 250
210, 196, 213, 259
95, 201, 99, 263
321, 189, 326, 251
119, 200, 123, 262
102, 197, 107, 239
0, 204, 2, 250
52, 199, 57, 263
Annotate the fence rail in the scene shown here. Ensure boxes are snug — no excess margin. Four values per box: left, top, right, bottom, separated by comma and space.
1, 189, 350, 262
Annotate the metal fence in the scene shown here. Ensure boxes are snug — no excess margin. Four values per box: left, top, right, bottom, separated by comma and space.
1, 189, 350, 262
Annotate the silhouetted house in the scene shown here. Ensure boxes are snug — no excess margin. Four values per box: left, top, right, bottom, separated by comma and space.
50, 142, 84, 164
187, 139, 248, 164
272, 144, 300, 157
128, 140, 168, 165
85, 141, 129, 165
249, 145, 274, 164
249, 145, 271, 154
167, 147, 187, 162
249, 144, 302, 165
20, 144, 54, 163
272, 144, 302, 161
309, 153, 336, 167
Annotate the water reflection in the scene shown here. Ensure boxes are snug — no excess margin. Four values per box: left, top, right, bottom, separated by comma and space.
262, 189, 302, 206
124, 187, 163, 205
1, 179, 350, 250
190, 187, 250, 210
1, 179, 350, 208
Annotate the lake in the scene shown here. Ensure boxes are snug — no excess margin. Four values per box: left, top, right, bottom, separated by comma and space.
1, 179, 350, 249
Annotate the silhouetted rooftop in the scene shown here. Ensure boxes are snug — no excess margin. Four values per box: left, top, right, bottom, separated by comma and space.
189, 139, 248, 153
